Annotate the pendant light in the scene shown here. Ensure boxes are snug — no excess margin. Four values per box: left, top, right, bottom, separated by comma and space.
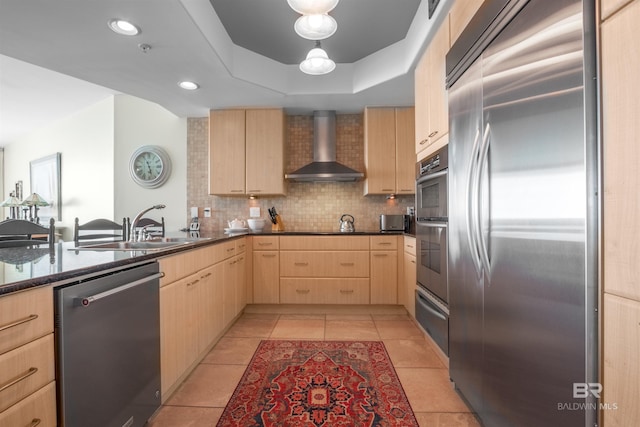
300, 41, 336, 75
287, 0, 339, 15
294, 14, 337, 40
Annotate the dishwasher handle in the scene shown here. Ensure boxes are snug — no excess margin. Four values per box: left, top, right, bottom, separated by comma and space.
76, 272, 164, 307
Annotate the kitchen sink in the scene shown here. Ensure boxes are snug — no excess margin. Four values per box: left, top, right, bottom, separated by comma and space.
72, 237, 212, 251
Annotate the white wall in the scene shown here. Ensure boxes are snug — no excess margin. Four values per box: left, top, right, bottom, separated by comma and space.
3, 94, 188, 240
3, 97, 115, 240
113, 95, 187, 234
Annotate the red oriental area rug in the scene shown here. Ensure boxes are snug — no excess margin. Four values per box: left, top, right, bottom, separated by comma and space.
217, 340, 419, 427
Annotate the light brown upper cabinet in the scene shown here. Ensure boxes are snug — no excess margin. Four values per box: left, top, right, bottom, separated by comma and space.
209, 108, 285, 196
363, 107, 415, 195
415, 15, 450, 155
449, 0, 485, 45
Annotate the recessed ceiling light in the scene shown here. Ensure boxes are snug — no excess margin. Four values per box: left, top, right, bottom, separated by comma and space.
178, 81, 199, 90
108, 19, 140, 36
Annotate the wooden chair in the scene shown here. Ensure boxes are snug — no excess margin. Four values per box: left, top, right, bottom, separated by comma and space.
74, 217, 128, 244
127, 216, 165, 239
0, 218, 55, 249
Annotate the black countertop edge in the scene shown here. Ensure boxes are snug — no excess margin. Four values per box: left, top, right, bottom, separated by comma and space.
0, 230, 415, 297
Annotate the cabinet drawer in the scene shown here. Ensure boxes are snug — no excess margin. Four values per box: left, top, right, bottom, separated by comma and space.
404, 236, 416, 256
159, 251, 195, 286
0, 287, 53, 355
280, 236, 369, 251
0, 334, 55, 412
0, 381, 56, 427
235, 237, 247, 254
371, 235, 398, 250
280, 278, 370, 304
280, 251, 369, 277
253, 236, 279, 250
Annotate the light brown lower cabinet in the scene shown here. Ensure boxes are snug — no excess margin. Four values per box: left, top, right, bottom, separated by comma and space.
0, 382, 56, 427
160, 272, 200, 398
280, 251, 370, 278
403, 251, 416, 318
199, 263, 224, 352
253, 236, 280, 304
223, 253, 246, 325
370, 251, 398, 304
159, 237, 246, 400
0, 285, 56, 425
253, 252, 280, 303
0, 334, 55, 413
603, 293, 640, 427
370, 236, 398, 304
280, 278, 370, 304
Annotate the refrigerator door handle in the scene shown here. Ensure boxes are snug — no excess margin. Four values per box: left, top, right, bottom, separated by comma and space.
466, 127, 483, 276
476, 123, 491, 277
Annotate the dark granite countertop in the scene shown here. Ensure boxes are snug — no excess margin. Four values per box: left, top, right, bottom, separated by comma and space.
0, 229, 415, 296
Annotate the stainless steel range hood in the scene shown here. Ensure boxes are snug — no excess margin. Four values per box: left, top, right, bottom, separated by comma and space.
285, 111, 364, 182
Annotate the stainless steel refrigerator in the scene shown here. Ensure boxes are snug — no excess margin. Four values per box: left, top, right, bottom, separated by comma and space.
446, 0, 599, 426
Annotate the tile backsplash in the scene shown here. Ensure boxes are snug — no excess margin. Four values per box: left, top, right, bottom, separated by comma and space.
187, 114, 414, 233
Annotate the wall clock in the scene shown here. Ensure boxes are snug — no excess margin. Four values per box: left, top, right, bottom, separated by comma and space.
129, 145, 172, 188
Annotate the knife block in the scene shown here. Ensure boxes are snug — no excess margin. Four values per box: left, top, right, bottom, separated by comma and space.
272, 215, 285, 231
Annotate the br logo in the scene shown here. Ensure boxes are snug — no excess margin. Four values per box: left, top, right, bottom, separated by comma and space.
573, 383, 602, 399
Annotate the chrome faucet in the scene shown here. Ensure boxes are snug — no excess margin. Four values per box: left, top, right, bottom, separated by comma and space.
130, 204, 166, 242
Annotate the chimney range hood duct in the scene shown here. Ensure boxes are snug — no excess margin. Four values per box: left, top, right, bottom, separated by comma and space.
285, 111, 364, 182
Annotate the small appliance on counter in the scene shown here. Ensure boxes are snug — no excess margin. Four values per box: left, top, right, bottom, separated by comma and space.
339, 214, 355, 232
379, 214, 409, 232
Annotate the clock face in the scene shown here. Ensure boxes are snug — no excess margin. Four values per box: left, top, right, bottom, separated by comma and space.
134, 152, 163, 181
129, 146, 172, 188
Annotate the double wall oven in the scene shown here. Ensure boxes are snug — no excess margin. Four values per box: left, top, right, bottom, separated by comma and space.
415, 146, 449, 355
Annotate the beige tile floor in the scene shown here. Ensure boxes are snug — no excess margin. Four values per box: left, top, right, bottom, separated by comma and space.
148, 309, 480, 427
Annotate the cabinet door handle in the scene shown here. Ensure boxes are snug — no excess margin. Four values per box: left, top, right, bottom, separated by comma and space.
247, 190, 262, 193
340, 262, 354, 266
373, 253, 389, 257
428, 130, 439, 138
296, 289, 310, 294
419, 138, 428, 146
188, 279, 200, 286
262, 254, 277, 258
227, 247, 235, 252
0, 367, 38, 392
340, 289, 354, 294
406, 244, 414, 249
294, 262, 309, 266
230, 189, 244, 193
258, 242, 273, 246
377, 242, 392, 246
381, 188, 394, 192
410, 260, 416, 264
201, 272, 212, 279
0, 314, 38, 332
30, 419, 41, 427
400, 189, 413, 192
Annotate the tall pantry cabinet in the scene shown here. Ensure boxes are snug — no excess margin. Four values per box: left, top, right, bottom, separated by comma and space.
414, 15, 449, 156
600, 0, 640, 426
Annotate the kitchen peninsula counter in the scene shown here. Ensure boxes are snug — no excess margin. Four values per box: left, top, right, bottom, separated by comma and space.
0, 230, 414, 296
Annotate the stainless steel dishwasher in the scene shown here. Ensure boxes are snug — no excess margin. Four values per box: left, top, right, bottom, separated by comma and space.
55, 261, 162, 427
